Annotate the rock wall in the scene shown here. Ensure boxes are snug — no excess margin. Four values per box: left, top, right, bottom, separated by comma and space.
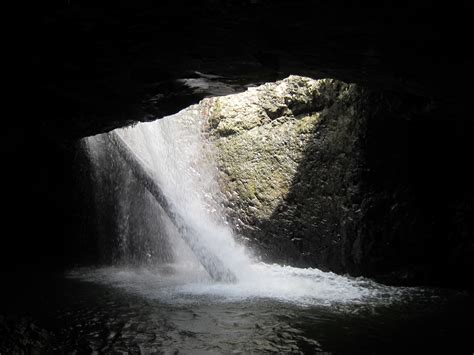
193, 76, 473, 287
199, 76, 365, 271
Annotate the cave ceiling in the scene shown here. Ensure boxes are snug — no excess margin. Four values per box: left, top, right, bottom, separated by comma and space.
23, 1, 474, 139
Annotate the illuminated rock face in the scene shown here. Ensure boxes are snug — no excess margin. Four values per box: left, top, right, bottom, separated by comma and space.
193, 76, 473, 287
197, 76, 366, 272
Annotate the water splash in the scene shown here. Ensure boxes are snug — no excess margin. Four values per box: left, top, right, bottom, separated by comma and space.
114, 106, 253, 281
81, 105, 412, 306
69, 264, 415, 308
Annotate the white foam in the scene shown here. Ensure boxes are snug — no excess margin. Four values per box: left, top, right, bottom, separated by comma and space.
68, 263, 407, 307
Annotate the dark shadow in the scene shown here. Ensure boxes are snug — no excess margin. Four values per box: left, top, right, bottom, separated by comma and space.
71, 135, 175, 267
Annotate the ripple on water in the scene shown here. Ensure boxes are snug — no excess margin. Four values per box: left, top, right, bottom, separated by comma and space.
13, 267, 464, 354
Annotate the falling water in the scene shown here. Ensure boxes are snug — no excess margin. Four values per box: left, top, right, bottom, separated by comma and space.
79, 105, 412, 307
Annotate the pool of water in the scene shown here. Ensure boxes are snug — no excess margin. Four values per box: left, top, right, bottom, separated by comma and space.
1, 267, 472, 354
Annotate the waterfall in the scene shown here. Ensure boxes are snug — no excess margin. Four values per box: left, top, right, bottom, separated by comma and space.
80, 105, 407, 306
84, 105, 252, 282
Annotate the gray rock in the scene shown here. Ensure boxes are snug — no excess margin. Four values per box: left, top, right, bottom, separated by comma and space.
196, 76, 365, 272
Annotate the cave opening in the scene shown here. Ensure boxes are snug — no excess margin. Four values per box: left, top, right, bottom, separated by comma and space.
73, 76, 413, 303
2, 1, 474, 353
4, 76, 473, 353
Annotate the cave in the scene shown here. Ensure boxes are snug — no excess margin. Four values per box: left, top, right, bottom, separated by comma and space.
1, 1, 473, 353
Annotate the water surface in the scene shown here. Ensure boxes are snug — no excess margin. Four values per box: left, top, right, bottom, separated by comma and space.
3, 267, 470, 354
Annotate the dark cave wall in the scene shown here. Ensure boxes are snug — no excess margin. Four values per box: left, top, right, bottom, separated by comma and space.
0, 129, 84, 270
357, 95, 474, 286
